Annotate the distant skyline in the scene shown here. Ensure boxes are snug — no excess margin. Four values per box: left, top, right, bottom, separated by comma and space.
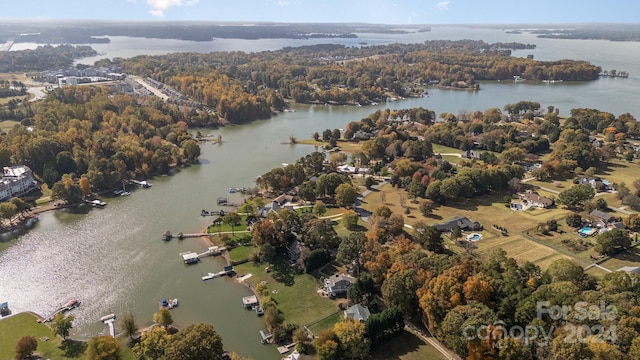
3, 0, 640, 24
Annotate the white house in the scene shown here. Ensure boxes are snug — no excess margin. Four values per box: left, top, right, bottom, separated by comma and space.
0, 166, 38, 202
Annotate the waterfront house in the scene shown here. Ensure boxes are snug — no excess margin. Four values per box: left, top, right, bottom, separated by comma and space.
344, 304, 371, 322
258, 201, 281, 218
0, 165, 39, 202
323, 274, 354, 297
433, 216, 482, 232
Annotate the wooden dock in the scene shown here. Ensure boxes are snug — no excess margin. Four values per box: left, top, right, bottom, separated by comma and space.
42, 298, 81, 323
163, 231, 216, 240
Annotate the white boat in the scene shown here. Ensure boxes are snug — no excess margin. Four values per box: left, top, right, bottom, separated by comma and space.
120, 191, 131, 196
113, 189, 123, 195
100, 313, 116, 322
89, 199, 106, 207
202, 272, 216, 281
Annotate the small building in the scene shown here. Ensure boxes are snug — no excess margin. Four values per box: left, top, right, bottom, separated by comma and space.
433, 216, 482, 232
181, 252, 199, 264
242, 295, 259, 309
323, 274, 354, 297
344, 304, 371, 322
462, 150, 482, 159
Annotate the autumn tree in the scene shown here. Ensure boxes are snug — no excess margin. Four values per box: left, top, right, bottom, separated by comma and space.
333, 318, 370, 360
164, 323, 225, 360
315, 330, 340, 360
132, 327, 169, 360
85, 336, 122, 360
51, 174, 83, 204
15, 336, 37, 360
79, 176, 92, 197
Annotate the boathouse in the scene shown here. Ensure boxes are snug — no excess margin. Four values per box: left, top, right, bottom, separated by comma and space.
242, 295, 259, 309
181, 252, 199, 264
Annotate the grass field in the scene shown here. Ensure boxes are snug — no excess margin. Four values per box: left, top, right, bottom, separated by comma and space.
371, 329, 447, 360
432, 144, 462, 154
0, 120, 20, 133
306, 311, 343, 336
0, 312, 78, 360
0, 312, 135, 360
233, 262, 345, 327
596, 245, 640, 273
359, 182, 583, 269
227, 245, 256, 262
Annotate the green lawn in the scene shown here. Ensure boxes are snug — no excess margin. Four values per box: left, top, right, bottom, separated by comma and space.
227, 244, 256, 262
0, 312, 135, 360
432, 144, 462, 154
0, 312, 82, 360
370, 329, 447, 360
306, 311, 342, 336
233, 262, 345, 327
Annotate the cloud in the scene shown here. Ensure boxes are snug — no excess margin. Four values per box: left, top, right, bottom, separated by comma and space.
277, 1, 290, 6
146, 0, 199, 17
125, 0, 136, 3
436, 1, 450, 10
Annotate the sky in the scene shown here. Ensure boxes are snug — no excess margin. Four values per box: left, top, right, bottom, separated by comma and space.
3, 0, 640, 24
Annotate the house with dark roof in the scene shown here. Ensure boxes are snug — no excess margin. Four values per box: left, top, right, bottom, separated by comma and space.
590, 209, 615, 228
344, 304, 371, 322
433, 216, 482, 232
323, 274, 355, 297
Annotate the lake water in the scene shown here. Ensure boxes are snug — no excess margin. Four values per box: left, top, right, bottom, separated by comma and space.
2, 26, 640, 360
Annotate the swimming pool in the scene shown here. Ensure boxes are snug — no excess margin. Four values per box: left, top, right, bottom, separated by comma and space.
466, 233, 483, 241
579, 227, 597, 237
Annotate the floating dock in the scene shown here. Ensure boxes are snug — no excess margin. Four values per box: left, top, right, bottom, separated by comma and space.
259, 330, 272, 344
201, 265, 234, 281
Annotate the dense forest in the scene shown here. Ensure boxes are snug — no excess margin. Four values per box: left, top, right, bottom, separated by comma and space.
0, 86, 200, 198
0, 21, 420, 43
0, 45, 97, 72
111, 40, 600, 124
